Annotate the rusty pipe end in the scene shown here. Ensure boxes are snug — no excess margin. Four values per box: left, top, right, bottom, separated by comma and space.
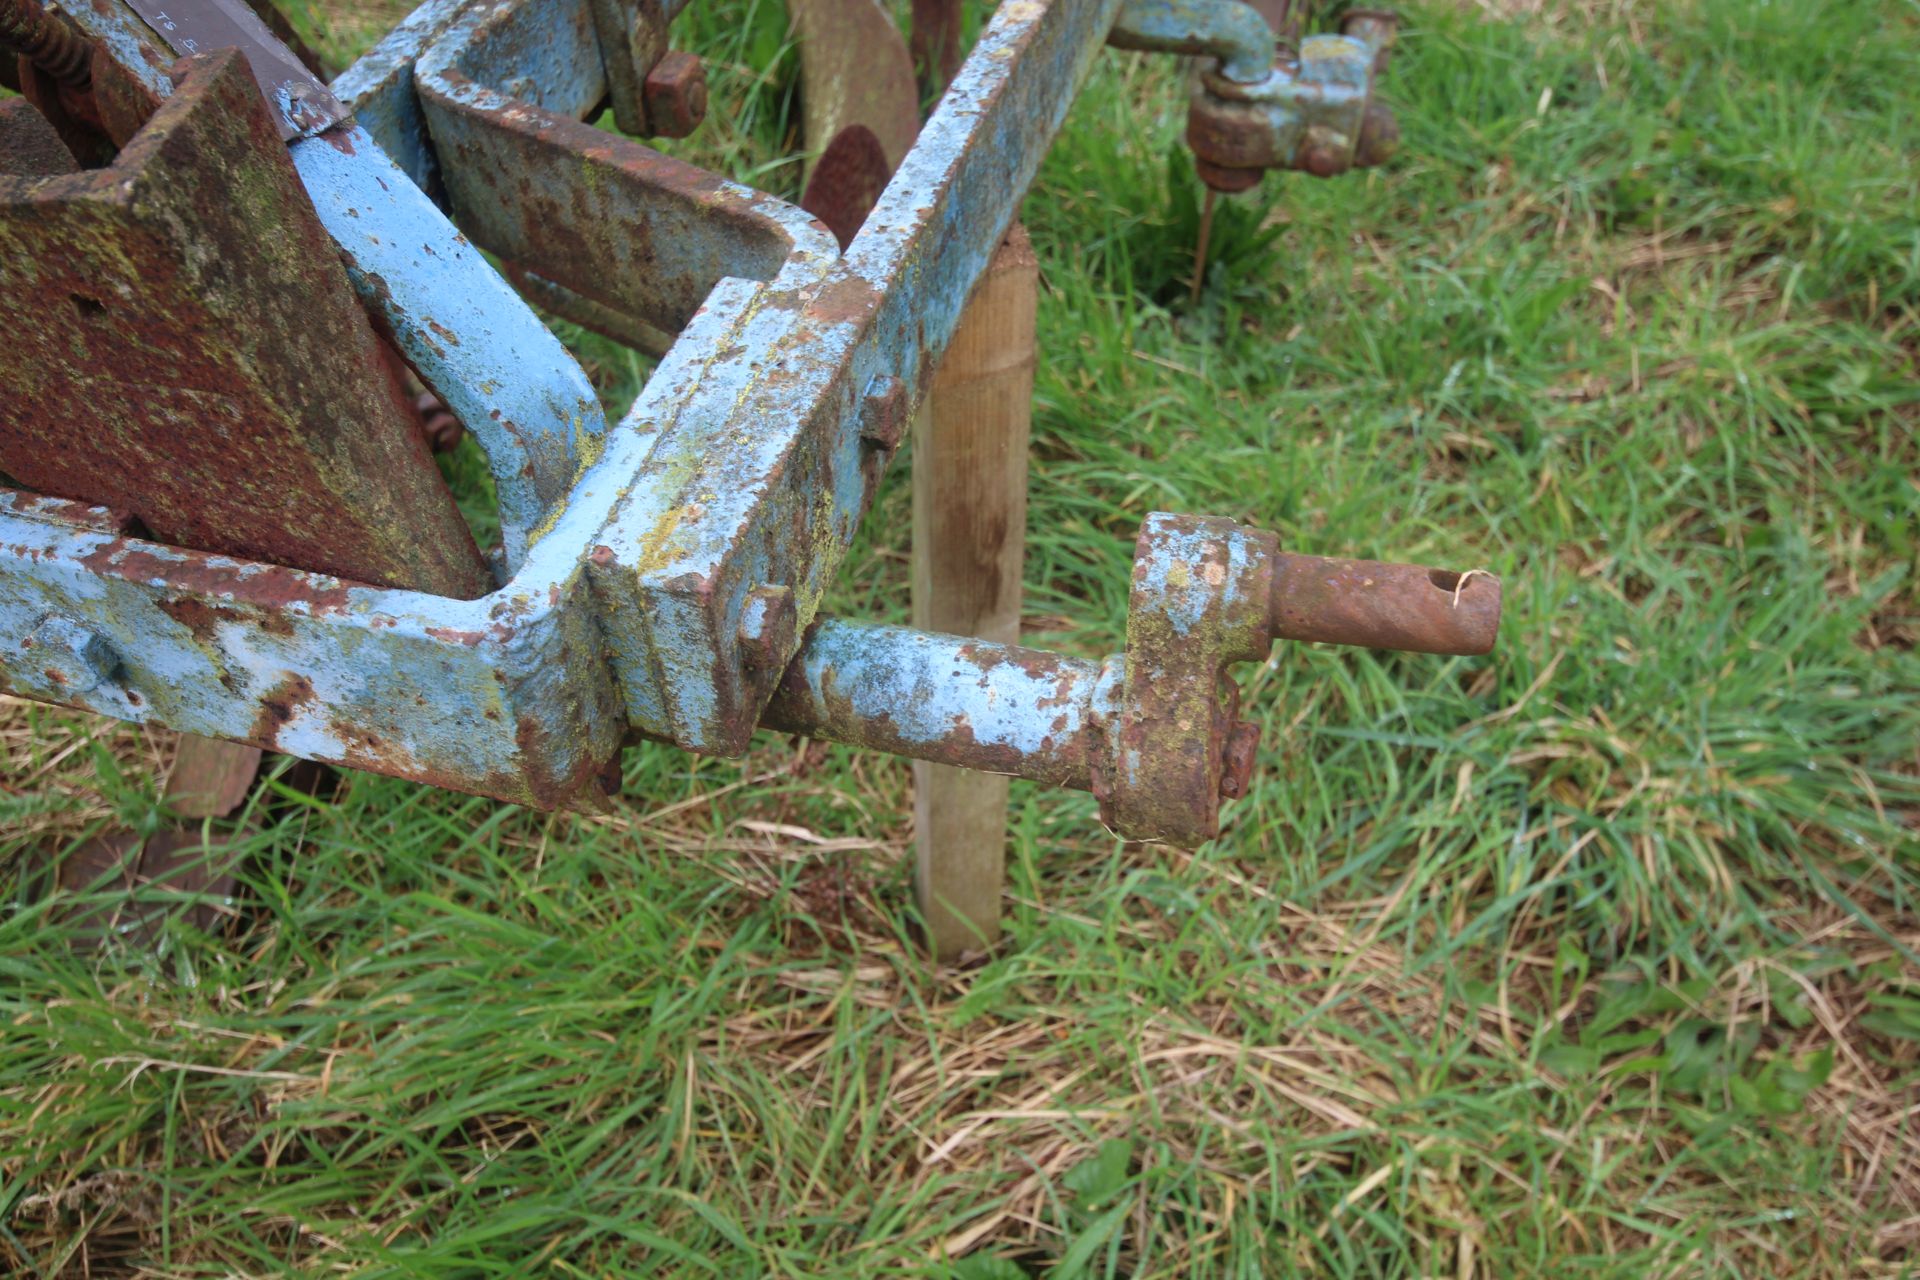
1268, 553, 1501, 656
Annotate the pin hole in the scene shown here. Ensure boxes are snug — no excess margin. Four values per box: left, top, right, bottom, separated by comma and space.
1428, 569, 1462, 592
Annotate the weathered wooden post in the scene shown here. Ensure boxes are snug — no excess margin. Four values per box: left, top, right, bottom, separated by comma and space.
911, 226, 1038, 958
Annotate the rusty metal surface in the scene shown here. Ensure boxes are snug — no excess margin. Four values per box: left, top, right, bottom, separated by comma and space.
1270, 554, 1500, 656
794, 0, 921, 250
325, 0, 470, 194
1110, 0, 1274, 83
585, 0, 1127, 756
289, 124, 608, 573
793, 0, 919, 175
0, 511, 629, 805
415, 0, 831, 337
45, 0, 613, 573
800, 123, 893, 250
641, 48, 706, 137
583, 0, 657, 134
763, 617, 1118, 791
0, 94, 77, 173
1101, 513, 1274, 846
1118, 0, 1400, 190
766, 514, 1501, 846
0, 49, 492, 597
0, 486, 132, 533
502, 262, 677, 356
1, 0, 91, 86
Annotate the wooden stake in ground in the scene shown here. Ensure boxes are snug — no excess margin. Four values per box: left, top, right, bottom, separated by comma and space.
911, 225, 1037, 960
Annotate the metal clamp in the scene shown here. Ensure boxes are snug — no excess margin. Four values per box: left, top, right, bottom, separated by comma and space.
1095, 511, 1496, 845
1186, 7, 1400, 190
1095, 513, 1275, 846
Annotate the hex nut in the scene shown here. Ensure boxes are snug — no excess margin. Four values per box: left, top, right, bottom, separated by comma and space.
642, 51, 707, 139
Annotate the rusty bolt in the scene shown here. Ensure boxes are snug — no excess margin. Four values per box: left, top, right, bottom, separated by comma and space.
858, 374, 909, 450
1219, 720, 1261, 799
738, 585, 797, 670
1354, 101, 1400, 169
21, 614, 117, 694
1297, 125, 1349, 178
642, 51, 706, 140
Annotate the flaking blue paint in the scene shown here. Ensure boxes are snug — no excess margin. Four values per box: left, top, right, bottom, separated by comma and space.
292, 126, 606, 572
1109, 0, 1274, 83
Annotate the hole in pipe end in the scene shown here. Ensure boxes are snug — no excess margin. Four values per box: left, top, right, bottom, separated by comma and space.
1427, 569, 1461, 592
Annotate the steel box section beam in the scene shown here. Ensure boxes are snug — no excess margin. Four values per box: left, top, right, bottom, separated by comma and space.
0, 265, 787, 800
0, 508, 623, 805
330, 0, 481, 195
0, 49, 492, 599
0, 287, 779, 804
585, 0, 1127, 756
414, 0, 830, 337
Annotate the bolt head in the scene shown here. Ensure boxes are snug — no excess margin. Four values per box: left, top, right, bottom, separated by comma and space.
1354, 102, 1400, 168
858, 374, 909, 450
20, 615, 117, 696
1218, 720, 1261, 799
642, 51, 707, 139
1297, 126, 1350, 178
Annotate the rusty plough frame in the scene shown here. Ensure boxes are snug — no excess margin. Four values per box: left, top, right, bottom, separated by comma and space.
0, 0, 1499, 884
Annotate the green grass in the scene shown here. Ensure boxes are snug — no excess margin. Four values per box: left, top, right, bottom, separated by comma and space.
4, 0, 1919, 1275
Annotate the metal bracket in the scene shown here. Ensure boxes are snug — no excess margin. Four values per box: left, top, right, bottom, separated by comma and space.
1186, 8, 1400, 188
